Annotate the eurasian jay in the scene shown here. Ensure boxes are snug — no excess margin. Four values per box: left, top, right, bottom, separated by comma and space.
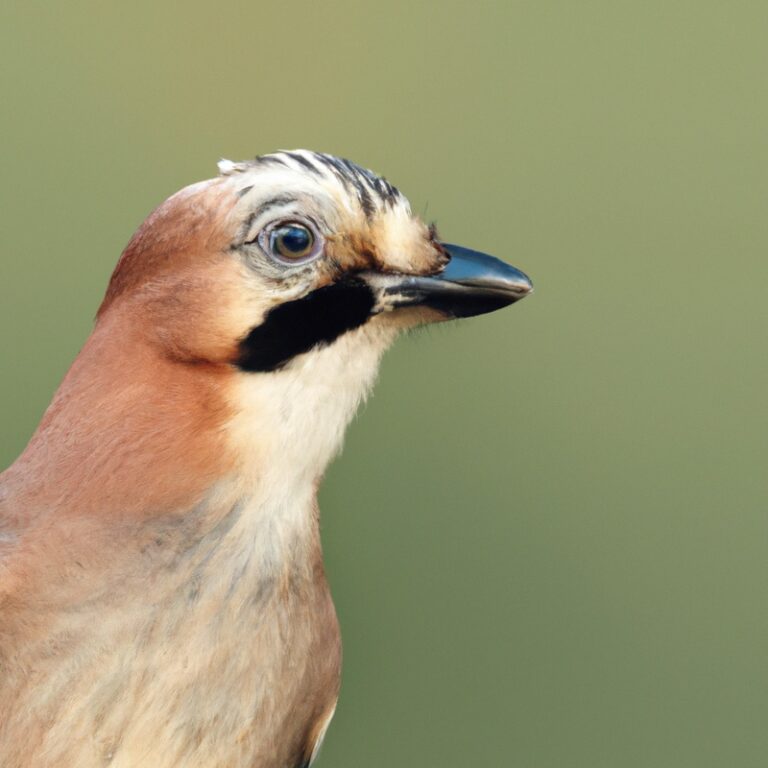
0, 151, 532, 767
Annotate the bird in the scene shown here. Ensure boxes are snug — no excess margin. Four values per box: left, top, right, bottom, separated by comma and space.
0, 150, 532, 768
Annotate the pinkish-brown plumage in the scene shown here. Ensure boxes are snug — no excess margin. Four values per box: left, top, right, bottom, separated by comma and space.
0, 151, 531, 767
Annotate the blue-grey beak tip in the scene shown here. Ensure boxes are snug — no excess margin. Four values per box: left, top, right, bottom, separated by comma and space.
433, 243, 533, 318
441, 243, 533, 296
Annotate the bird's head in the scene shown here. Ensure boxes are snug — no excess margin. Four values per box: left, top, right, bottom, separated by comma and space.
98, 150, 531, 374
87, 150, 533, 486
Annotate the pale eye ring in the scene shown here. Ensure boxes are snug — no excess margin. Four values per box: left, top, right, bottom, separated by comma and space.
258, 219, 324, 265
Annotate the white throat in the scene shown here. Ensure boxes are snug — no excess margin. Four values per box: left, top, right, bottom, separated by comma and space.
227, 323, 396, 502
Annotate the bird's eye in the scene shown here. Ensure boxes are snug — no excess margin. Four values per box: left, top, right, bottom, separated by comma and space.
271, 224, 313, 260
262, 221, 321, 265
253, 218, 323, 267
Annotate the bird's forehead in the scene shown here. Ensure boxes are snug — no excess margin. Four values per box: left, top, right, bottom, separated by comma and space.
219, 150, 411, 225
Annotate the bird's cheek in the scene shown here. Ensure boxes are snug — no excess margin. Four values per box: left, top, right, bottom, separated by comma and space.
154, 314, 243, 365
147, 269, 271, 366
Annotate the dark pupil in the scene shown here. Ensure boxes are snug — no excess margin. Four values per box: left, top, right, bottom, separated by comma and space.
275, 225, 311, 256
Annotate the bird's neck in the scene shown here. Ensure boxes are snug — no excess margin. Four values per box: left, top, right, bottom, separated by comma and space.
1, 314, 392, 648
6, 314, 390, 524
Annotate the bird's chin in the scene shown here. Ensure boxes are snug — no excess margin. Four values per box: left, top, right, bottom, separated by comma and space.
367, 304, 447, 331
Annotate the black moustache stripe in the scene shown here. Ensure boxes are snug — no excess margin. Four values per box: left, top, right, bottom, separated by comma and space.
235, 277, 376, 373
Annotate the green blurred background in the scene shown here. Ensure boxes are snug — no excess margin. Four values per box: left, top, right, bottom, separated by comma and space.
1, 2, 767, 766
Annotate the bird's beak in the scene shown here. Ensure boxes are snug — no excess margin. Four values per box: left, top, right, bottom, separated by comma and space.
366, 243, 533, 319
